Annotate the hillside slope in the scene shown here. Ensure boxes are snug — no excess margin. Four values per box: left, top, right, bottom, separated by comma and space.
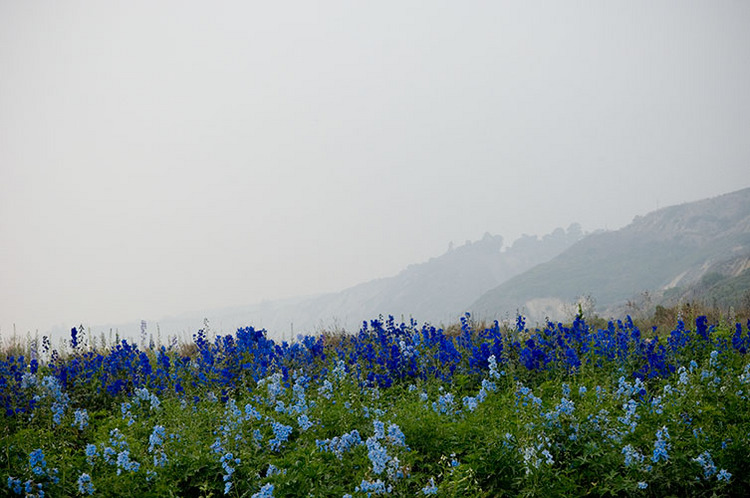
88, 226, 584, 342
470, 188, 750, 324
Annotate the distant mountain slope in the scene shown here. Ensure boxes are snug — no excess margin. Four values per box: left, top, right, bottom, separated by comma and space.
241, 226, 584, 337
94, 225, 584, 342
470, 188, 750, 324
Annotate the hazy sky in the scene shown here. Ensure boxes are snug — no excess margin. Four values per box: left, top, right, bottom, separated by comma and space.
2, 1, 749, 336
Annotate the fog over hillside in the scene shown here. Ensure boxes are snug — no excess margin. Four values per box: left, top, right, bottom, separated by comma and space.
2, 2, 749, 342
53, 225, 583, 344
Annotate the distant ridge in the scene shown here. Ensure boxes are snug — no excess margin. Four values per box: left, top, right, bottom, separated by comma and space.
85, 225, 584, 342
469, 187, 750, 324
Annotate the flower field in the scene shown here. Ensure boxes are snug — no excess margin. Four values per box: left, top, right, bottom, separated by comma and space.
2, 314, 750, 497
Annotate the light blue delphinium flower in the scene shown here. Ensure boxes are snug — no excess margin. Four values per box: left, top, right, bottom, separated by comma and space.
650, 396, 663, 415
266, 464, 286, 477
651, 426, 670, 463
297, 413, 313, 431
77, 473, 95, 495
121, 402, 135, 426
432, 393, 455, 414
462, 395, 478, 412
85, 444, 98, 466
102, 446, 117, 465
116, 450, 140, 475
148, 425, 166, 453
717, 469, 732, 482
245, 403, 262, 421
373, 419, 386, 440
366, 437, 389, 475
73, 409, 89, 430
21, 372, 37, 389
421, 477, 438, 495
488, 354, 500, 379
622, 444, 644, 467
251, 483, 274, 498
693, 451, 717, 479
678, 366, 690, 385
318, 379, 333, 400
387, 423, 407, 447
356, 479, 390, 495
637, 481, 648, 489
269, 422, 293, 451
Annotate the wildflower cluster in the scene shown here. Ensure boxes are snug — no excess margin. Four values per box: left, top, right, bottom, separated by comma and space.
1, 315, 749, 496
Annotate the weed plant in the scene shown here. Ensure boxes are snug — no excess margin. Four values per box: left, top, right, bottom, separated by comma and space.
2, 314, 750, 496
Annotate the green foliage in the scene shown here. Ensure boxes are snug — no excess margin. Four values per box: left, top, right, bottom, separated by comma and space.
3, 318, 750, 496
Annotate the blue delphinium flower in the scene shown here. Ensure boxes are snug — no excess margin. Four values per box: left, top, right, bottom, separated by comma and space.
421, 477, 438, 495
717, 469, 732, 482
618, 399, 639, 434
297, 413, 313, 431
432, 393, 455, 414
251, 483, 274, 498
21, 372, 37, 389
693, 451, 717, 479
488, 355, 501, 379
709, 350, 720, 369
245, 403, 263, 421
85, 444, 98, 466
121, 402, 135, 426
622, 444, 644, 467
102, 446, 117, 465
29, 449, 47, 476
373, 420, 385, 440
387, 423, 407, 447
77, 473, 95, 495
116, 450, 140, 475
73, 409, 89, 430
356, 479, 390, 495
266, 464, 286, 477
8, 477, 23, 495
366, 437, 389, 474
109, 428, 129, 450
652, 426, 670, 463
220, 452, 239, 494
637, 481, 648, 489
269, 422, 293, 451
462, 395, 478, 412
316, 429, 364, 458
148, 425, 166, 453
677, 366, 690, 385
516, 384, 543, 410
318, 379, 333, 400
37, 375, 69, 425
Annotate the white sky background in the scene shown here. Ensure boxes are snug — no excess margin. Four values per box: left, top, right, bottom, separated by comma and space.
1, 1, 749, 336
